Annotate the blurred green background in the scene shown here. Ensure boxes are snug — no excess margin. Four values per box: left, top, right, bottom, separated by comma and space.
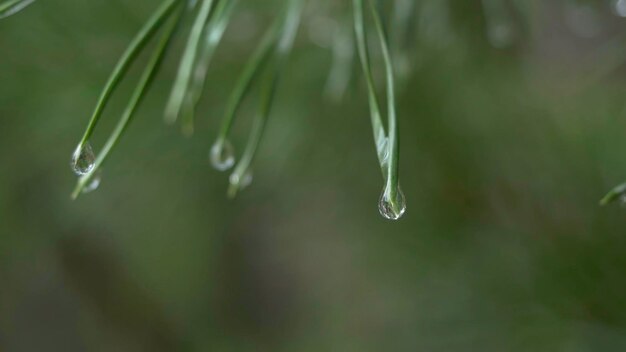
2, 0, 626, 350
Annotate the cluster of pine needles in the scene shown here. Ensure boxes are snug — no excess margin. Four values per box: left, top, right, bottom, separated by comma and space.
5, 0, 626, 217
60, 0, 408, 220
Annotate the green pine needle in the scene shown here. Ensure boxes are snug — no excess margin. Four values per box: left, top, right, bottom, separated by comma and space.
0, 0, 34, 19
353, 0, 388, 168
164, 0, 215, 125
75, 0, 180, 152
72, 4, 184, 199
228, 0, 304, 198
600, 182, 626, 206
181, 0, 238, 136
353, 0, 403, 212
213, 21, 281, 148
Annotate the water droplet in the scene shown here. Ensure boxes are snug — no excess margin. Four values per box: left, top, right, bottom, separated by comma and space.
82, 171, 102, 194
378, 184, 407, 220
210, 139, 235, 171
71, 142, 95, 176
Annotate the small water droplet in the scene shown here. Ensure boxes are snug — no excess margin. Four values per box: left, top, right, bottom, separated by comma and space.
210, 139, 235, 171
378, 184, 407, 220
82, 171, 102, 194
71, 142, 95, 176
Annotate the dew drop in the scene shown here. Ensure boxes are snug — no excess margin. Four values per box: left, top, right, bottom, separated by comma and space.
210, 139, 235, 171
378, 184, 407, 220
82, 171, 102, 194
71, 142, 96, 176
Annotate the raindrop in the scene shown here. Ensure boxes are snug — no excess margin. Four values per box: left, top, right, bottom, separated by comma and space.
71, 142, 96, 176
82, 171, 102, 194
378, 184, 407, 220
210, 139, 235, 171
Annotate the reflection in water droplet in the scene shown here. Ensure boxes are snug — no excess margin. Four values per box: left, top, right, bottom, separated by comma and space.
210, 139, 235, 171
378, 184, 407, 220
71, 142, 96, 176
82, 171, 102, 194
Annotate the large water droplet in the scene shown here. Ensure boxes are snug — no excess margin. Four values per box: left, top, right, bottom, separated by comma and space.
210, 139, 235, 171
378, 185, 407, 220
82, 171, 102, 194
71, 142, 95, 176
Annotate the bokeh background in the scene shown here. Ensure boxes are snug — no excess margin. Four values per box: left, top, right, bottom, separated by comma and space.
2, 0, 626, 350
